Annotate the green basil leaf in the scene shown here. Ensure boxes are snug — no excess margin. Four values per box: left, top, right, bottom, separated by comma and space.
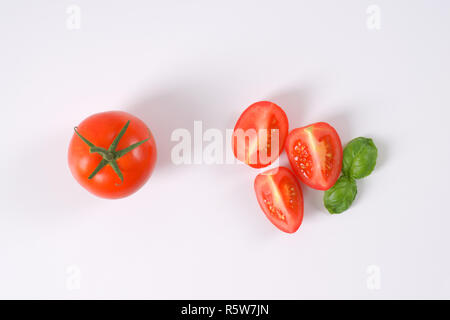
323, 176, 357, 214
342, 137, 378, 179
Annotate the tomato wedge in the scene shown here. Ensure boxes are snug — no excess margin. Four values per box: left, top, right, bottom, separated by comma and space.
232, 101, 288, 168
254, 167, 304, 233
285, 122, 342, 190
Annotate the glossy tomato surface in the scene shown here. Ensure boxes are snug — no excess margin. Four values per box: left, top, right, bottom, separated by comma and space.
68, 111, 157, 199
232, 101, 288, 168
254, 167, 304, 233
285, 122, 342, 190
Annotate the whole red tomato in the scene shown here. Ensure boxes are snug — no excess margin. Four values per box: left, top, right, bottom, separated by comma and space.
68, 111, 157, 199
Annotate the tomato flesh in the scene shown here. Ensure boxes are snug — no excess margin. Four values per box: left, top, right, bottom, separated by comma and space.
232, 101, 288, 168
286, 122, 342, 190
254, 167, 304, 233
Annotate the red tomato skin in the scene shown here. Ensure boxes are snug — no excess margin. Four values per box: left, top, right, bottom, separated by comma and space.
232, 101, 289, 168
254, 167, 304, 233
68, 111, 157, 199
285, 122, 342, 191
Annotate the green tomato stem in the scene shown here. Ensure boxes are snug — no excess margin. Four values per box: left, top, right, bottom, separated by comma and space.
73, 120, 150, 181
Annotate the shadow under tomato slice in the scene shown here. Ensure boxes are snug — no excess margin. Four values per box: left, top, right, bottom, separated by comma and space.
285, 122, 342, 190
254, 167, 304, 233
232, 101, 288, 168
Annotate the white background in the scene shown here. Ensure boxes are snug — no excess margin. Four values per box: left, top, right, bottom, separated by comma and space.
1, 0, 449, 299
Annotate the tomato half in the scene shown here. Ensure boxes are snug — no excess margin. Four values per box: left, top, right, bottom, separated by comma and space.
68, 111, 157, 199
285, 122, 342, 190
254, 167, 304, 233
232, 101, 288, 168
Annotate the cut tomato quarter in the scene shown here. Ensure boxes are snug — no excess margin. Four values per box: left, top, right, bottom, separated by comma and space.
254, 167, 304, 233
285, 122, 342, 190
232, 101, 288, 168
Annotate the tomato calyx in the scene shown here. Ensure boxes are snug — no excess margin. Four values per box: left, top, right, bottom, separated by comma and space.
73, 120, 150, 182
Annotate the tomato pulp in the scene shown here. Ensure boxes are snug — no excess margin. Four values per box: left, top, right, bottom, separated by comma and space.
232, 101, 288, 168
68, 111, 157, 199
254, 167, 304, 233
285, 122, 342, 190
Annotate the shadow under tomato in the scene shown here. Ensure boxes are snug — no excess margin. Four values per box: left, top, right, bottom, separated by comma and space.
4, 132, 98, 219
321, 109, 355, 146
268, 86, 313, 129
127, 82, 232, 173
